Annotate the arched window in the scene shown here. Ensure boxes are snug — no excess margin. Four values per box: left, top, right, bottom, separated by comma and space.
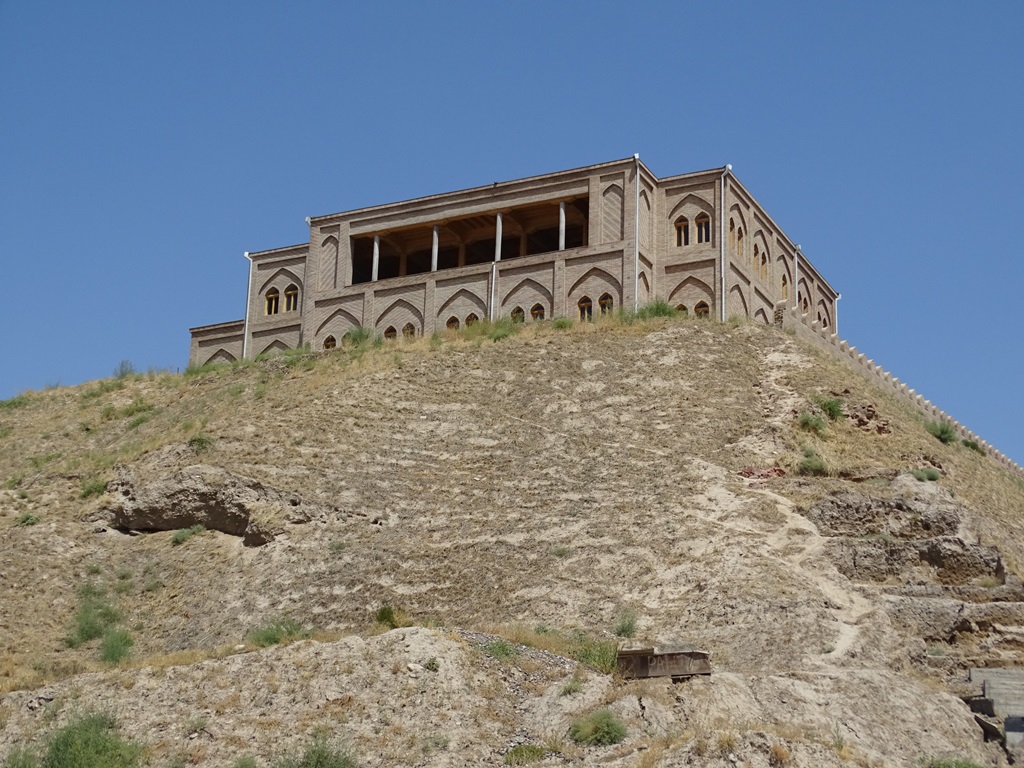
695, 301, 710, 319
821, 313, 829, 329
801, 296, 809, 314
446, 316, 460, 330
578, 296, 593, 321
729, 218, 736, 250
599, 293, 614, 315
511, 306, 525, 323
465, 313, 479, 326
531, 303, 545, 321
676, 304, 689, 316
753, 244, 759, 269
695, 212, 711, 244
384, 326, 397, 339
264, 288, 280, 315
323, 335, 337, 350
284, 284, 299, 312
781, 274, 789, 300
402, 323, 416, 338
760, 253, 768, 281
737, 229, 744, 260
675, 216, 689, 247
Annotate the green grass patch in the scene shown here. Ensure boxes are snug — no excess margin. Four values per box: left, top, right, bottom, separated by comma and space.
15, 512, 39, 526
552, 316, 573, 330
126, 415, 151, 430
559, 671, 584, 696
0, 394, 29, 410
797, 411, 827, 436
342, 326, 373, 348
798, 447, 828, 476
269, 735, 356, 768
80, 379, 126, 401
816, 397, 844, 421
171, 525, 205, 546
184, 361, 228, 377
113, 360, 136, 379
421, 734, 449, 754
99, 628, 134, 664
633, 299, 679, 320
504, 744, 546, 765
926, 420, 957, 444
8, 712, 144, 768
119, 399, 154, 419
66, 585, 121, 648
80, 478, 107, 499
248, 617, 309, 647
374, 603, 412, 629
187, 434, 214, 454
493, 625, 619, 673
481, 639, 519, 660
28, 452, 61, 469
569, 709, 627, 746
962, 439, 986, 455
911, 467, 941, 482
613, 608, 637, 638
487, 318, 520, 342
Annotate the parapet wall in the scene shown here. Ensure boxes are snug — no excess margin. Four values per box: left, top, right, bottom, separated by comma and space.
779, 307, 1022, 476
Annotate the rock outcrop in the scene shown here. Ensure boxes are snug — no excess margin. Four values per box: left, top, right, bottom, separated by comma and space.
104, 461, 360, 546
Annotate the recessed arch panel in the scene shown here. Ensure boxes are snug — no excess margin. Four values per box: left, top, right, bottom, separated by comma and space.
729, 284, 749, 318
315, 307, 361, 336
258, 267, 303, 296
502, 277, 554, 314
257, 339, 289, 357
319, 235, 339, 291
667, 275, 714, 309
602, 184, 623, 242
437, 287, 487, 319
568, 266, 622, 297
376, 297, 424, 332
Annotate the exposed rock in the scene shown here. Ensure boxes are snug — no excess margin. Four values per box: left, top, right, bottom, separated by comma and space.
739, 466, 786, 479
805, 490, 960, 539
826, 536, 1002, 585
103, 462, 361, 546
846, 401, 892, 433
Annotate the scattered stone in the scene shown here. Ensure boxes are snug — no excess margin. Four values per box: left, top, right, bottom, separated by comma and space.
739, 466, 786, 479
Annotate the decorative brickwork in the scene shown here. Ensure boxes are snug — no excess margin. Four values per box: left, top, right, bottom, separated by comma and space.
189, 157, 838, 366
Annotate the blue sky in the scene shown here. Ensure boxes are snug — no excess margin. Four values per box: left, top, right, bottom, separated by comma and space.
1, 1, 1022, 464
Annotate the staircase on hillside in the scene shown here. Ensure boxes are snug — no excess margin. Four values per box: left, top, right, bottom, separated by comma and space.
970, 668, 1024, 755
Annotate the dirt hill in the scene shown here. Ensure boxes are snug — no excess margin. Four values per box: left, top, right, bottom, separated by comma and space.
1, 316, 1023, 767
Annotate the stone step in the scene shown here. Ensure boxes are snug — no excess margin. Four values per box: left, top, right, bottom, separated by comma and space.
971, 668, 1024, 719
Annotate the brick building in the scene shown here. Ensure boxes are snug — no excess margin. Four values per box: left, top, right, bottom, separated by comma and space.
188, 156, 838, 366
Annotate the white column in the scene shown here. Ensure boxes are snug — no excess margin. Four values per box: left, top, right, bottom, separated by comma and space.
494, 213, 502, 262
558, 201, 566, 251
372, 235, 380, 282
431, 226, 439, 272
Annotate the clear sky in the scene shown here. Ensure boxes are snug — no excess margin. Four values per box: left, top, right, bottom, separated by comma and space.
1, 1, 1022, 464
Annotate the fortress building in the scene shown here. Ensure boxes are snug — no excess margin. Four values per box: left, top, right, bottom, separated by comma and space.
188, 156, 838, 366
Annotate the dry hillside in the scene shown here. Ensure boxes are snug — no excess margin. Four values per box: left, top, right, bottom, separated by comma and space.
1, 315, 1023, 767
